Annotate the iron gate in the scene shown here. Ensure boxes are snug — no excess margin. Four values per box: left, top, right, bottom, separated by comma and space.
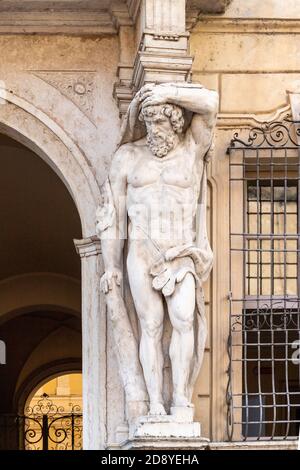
227, 115, 300, 441
0, 394, 82, 450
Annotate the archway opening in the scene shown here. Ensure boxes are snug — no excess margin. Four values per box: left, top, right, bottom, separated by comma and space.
0, 133, 82, 450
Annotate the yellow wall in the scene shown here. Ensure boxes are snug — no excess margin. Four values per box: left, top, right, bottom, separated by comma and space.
28, 373, 82, 411
191, 0, 300, 116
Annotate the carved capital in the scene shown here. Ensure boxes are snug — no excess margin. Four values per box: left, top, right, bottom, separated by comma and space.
132, 51, 193, 91
74, 237, 101, 258
187, 0, 232, 13
115, 1, 191, 115
114, 0, 232, 115
110, 1, 133, 30
186, 0, 232, 30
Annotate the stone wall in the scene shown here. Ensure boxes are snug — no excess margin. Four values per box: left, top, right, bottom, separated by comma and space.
191, 0, 300, 115
0, 35, 120, 191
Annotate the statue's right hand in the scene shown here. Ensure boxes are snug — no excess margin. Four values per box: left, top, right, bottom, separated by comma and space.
131, 84, 155, 108
100, 270, 123, 294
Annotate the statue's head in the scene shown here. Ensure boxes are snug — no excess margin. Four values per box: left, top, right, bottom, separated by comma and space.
139, 104, 184, 157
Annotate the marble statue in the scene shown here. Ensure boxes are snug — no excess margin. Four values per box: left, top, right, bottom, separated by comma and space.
96, 82, 218, 425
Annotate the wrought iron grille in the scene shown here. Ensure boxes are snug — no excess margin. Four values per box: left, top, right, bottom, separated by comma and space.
227, 116, 300, 441
0, 394, 82, 450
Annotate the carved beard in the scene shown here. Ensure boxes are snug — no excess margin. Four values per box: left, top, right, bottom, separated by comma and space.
147, 131, 176, 158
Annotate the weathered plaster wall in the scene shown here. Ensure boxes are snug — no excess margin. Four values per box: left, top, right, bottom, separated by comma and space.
191, 0, 300, 116
0, 35, 120, 189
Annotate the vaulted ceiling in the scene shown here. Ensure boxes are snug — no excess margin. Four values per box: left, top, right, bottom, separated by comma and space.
0, 134, 81, 282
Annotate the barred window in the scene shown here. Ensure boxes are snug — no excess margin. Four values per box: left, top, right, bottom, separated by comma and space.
227, 117, 300, 441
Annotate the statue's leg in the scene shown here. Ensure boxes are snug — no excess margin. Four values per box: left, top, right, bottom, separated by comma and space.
127, 249, 166, 415
166, 272, 195, 407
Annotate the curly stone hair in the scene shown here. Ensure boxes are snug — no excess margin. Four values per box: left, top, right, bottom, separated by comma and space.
139, 103, 185, 134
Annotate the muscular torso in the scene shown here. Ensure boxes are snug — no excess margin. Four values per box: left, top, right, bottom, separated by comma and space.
126, 133, 204, 250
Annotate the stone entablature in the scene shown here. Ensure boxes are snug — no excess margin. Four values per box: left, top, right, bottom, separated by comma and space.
0, 1, 233, 116
0, 1, 231, 35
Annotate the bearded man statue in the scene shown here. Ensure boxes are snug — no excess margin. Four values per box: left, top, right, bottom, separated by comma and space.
97, 82, 218, 434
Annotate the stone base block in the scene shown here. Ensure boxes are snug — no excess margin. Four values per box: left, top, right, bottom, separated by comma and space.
107, 439, 296, 451
119, 437, 209, 450
134, 420, 201, 439
170, 406, 194, 423
129, 409, 201, 440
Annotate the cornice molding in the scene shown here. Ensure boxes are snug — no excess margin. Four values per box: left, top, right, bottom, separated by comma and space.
0, 1, 141, 35
0, 1, 103, 12
110, 1, 133, 30
0, 1, 236, 35
217, 104, 292, 130
0, 10, 116, 35
127, 0, 142, 23
191, 17, 300, 34
0, 1, 137, 34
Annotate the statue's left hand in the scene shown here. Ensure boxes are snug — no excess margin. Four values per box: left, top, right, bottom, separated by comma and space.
100, 270, 123, 294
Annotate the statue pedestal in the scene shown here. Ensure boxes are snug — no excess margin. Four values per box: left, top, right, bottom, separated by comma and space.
112, 406, 209, 450
130, 406, 200, 439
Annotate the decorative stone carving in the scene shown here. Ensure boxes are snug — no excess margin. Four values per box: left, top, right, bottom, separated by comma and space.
96, 82, 218, 439
186, 0, 233, 31
33, 71, 96, 124
187, 0, 232, 13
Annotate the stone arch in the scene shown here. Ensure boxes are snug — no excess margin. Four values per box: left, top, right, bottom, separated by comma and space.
0, 90, 101, 237
0, 91, 104, 447
16, 359, 82, 415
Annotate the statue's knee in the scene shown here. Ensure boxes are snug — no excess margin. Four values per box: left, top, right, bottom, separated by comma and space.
142, 320, 162, 339
174, 315, 194, 334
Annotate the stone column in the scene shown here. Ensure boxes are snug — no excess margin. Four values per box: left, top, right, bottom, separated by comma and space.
114, 0, 193, 115
133, 0, 192, 89
74, 237, 107, 450
113, 1, 233, 115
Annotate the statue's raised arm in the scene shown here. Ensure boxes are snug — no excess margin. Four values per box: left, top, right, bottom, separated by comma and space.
119, 82, 218, 154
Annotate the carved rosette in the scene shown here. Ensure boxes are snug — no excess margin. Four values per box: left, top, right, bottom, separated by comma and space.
33, 71, 96, 124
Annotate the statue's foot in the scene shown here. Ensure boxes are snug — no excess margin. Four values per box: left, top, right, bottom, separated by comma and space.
172, 395, 193, 408
148, 402, 167, 416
